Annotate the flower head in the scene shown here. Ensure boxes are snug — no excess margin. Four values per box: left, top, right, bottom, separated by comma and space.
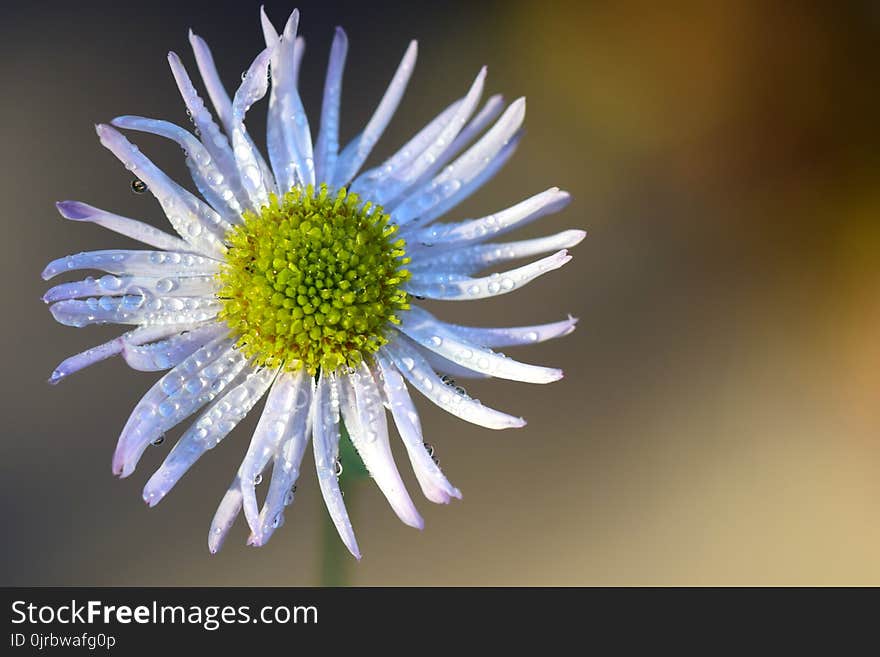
42, 7, 583, 558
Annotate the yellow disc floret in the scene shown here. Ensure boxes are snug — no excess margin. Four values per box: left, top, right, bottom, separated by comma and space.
217, 184, 410, 374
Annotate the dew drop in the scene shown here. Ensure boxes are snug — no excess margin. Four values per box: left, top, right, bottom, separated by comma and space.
423, 442, 434, 457
151, 436, 165, 446
254, 473, 263, 485
334, 460, 343, 477
131, 178, 148, 194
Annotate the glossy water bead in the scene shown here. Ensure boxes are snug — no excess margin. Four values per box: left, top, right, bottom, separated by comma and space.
42, 7, 584, 558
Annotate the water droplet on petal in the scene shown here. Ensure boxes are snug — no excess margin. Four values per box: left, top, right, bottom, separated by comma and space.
131, 179, 148, 194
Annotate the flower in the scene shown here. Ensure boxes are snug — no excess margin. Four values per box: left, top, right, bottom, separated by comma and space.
42, 7, 583, 558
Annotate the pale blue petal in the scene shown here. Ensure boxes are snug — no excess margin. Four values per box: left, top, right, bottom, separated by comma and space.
332, 41, 418, 187
95, 124, 227, 257
312, 373, 361, 559
42, 250, 219, 281
397, 306, 563, 383
54, 201, 191, 253
405, 249, 572, 301
110, 116, 243, 223
375, 353, 461, 504
404, 187, 571, 249
112, 336, 244, 477
266, 10, 315, 191
339, 364, 423, 529
385, 338, 525, 430
142, 365, 277, 507
314, 27, 348, 185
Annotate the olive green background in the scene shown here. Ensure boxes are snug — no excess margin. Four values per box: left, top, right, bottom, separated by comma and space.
2, 0, 879, 585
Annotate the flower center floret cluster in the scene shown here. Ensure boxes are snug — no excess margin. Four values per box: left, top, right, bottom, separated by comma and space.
217, 184, 410, 373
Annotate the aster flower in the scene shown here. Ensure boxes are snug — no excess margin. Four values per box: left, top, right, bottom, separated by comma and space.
42, 7, 583, 558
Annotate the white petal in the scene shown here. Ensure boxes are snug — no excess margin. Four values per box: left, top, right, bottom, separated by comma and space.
208, 482, 243, 554
410, 229, 586, 275
368, 68, 487, 208
230, 48, 277, 209
340, 364, 423, 529
385, 338, 525, 430
42, 250, 219, 281
350, 98, 463, 200
266, 10, 315, 191
166, 51, 249, 212
375, 353, 461, 504
43, 274, 217, 304
251, 371, 313, 545
54, 201, 192, 252
433, 315, 579, 349
418, 347, 491, 380
391, 98, 525, 226
110, 116, 243, 223
432, 94, 505, 173
188, 30, 234, 134
48, 335, 125, 385
95, 124, 227, 257
46, 323, 202, 384
314, 27, 348, 184
312, 373, 361, 559
121, 322, 228, 371
260, 5, 279, 47
142, 365, 277, 507
376, 95, 505, 211
397, 307, 563, 383
405, 250, 572, 301
332, 40, 418, 187
405, 187, 571, 249
49, 295, 221, 328
112, 336, 245, 477
238, 369, 312, 544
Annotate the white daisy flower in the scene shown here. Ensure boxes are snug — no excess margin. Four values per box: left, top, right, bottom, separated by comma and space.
42, 7, 583, 558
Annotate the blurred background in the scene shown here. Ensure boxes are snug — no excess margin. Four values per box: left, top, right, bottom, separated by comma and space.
1, 0, 879, 585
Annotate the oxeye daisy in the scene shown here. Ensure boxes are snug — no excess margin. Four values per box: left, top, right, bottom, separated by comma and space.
42, 7, 583, 558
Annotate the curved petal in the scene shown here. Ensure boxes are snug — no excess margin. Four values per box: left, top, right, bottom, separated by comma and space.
239, 368, 312, 544
110, 116, 243, 222
266, 10, 315, 191
112, 336, 245, 477
391, 98, 525, 227
121, 322, 228, 371
376, 353, 461, 504
43, 274, 217, 304
42, 250, 220, 281
167, 51, 249, 212
49, 295, 221, 328
432, 315, 579, 349
143, 364, 278, 507
314, 27, 348, 185
404, 187, 571, 249
397, 306, 563, 384
208, 482, 243, 554
405, 250, 572, 301
188, 30, 234, 134
367, 67, 487, 208
350, 97, 462, 200
312, 373, 360, 559
410, 229, 586, 275
385, 338, 525, 430
95, 124, 227, 257
230, 48, 277, 209
332, 40, 418, 187
339, 364, 423, 528
54, 201, 192, 253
